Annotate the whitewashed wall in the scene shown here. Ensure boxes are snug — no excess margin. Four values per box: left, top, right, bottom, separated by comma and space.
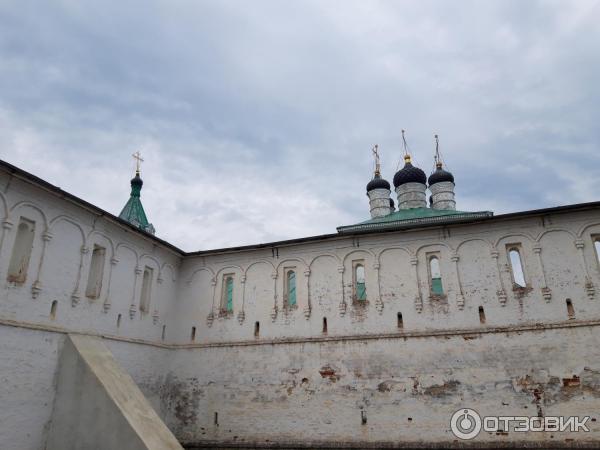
169, 207, 600, 446
0, 173, 181, 341
2, 163, 600, 448
164, 326, 600, 447
175, 211, 600, 344
0, 169, 181, 450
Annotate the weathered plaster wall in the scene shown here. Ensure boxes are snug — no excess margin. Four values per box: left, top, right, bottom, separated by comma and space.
164, 325, 600, 447
168, 206, 600, 446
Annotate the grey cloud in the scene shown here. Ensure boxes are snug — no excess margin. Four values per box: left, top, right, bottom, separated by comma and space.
0, 0, 599, 250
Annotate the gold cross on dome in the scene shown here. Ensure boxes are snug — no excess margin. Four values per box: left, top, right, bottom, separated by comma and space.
132, 151, 144, 173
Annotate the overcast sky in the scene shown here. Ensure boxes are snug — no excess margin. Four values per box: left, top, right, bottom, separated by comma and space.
1, 0, 599, 251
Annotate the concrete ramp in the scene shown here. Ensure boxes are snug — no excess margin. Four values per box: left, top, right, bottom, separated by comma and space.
46, 334, 183, 450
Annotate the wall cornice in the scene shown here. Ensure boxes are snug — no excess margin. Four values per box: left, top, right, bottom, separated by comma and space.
2, 315, 600, 350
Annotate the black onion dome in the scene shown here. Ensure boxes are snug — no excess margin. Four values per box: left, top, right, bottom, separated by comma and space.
366, 174, 390, 192
428, 165, 454, 186
131, 172, 143, 187
393, 156, 427, 188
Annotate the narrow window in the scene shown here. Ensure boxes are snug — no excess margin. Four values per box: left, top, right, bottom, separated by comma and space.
479, 306, 486, 324
221, 275, 234, 313
117, 314, 122, 328
50, 300, 58, 320
566, 299, 575, 319
85, 245, 106, 299
354, 264, 367, 301
595, 239, 600, 265
429, 256, 444, 295
397, 312, 403, 329
508, 247, 526, 287
214, 412, 219, 426
139, 266, 153, 313
254, 321, 260, 337
7, 217, 35, 284
322, 317, 328, 334
161, 325, 166, 341
191, 326, 196, 341
285, 270, 297, 307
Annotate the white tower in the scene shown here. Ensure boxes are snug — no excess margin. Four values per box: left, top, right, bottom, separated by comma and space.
393, 131, 427, 209
428, 135, 456, 210
366, 145, 392, 219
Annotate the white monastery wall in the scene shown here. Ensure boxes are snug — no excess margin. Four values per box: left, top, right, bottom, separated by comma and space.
166, 208, 600, 446
0, 172, 181, 342
175, 210, 600, 345
0, 169, 180, 450
165, 325, 600, 447
2, 162, 600, 448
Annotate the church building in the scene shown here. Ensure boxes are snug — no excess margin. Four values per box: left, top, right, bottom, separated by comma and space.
1, 136, 599, 449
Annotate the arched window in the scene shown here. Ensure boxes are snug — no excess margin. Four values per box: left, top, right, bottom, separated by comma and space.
429, 256, 443, 295
139, 266, 153, 313
222, 275, 234, 313
7, 218, 35, 284
595, 239, 600, 264
508, 248, 526, 287
85, 245, 106, 299
285, 270, 296, 307
355, 264, 366, 301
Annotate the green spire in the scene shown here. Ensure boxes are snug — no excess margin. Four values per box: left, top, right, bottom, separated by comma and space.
118, 169, 155, 235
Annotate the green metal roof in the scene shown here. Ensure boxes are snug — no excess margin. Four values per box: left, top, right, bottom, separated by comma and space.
118, 172, 155, 235
337, 208, 493, 234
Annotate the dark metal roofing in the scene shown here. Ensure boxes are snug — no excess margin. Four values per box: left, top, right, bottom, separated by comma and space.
366, 174, 391, 192
393, 161, 427, 188
428, 166, 455, 186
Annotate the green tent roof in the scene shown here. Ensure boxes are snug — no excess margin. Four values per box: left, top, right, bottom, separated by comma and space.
337, 208, 493, 234
118, 171, 155, 235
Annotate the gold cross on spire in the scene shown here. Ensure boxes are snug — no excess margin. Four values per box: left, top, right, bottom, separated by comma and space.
372, 144, 381, 176
132, 151, 144, 174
